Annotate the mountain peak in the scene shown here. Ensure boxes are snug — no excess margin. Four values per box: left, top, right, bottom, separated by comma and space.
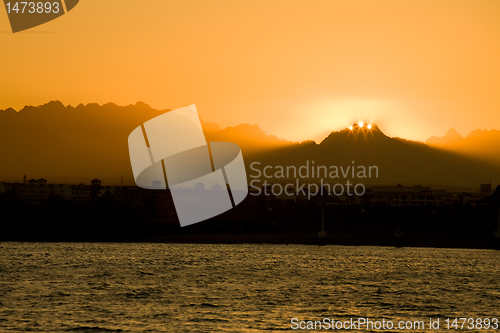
347, 123, 387, 137
444, 127, 462, 137
319, 123, 389, 146
2, 107, 17, 114
205, 122, 290, 154
43, 100, 65, 109
134, 101, 153, 109
426, 128, 463, 146
348, 122, 384, 133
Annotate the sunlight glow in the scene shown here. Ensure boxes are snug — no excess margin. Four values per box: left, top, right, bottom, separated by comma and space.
358, 122, 364, 127
367, 124, 372, 129
349, 126, 353, 130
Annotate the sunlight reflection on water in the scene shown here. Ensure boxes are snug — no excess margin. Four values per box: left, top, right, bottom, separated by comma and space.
0, 243, 499, 332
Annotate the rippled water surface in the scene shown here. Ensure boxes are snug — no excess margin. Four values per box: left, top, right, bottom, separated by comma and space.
0, 243, 499, 332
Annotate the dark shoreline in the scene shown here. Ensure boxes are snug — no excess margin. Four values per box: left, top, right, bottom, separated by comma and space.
2, 231, 500, 250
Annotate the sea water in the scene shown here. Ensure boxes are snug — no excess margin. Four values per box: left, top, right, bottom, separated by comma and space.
0, 243, 499, 332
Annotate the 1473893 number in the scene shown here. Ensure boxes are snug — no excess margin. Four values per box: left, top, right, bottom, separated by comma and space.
5, 2, 60, 14
445, 318, 498, 330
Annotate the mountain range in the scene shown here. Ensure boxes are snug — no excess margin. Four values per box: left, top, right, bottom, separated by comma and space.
0, 101, 499, 187
255, 123, 500, 187
0, 101, 288, 184
426, 128, 500, 165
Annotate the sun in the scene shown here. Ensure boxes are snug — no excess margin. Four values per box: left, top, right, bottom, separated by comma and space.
350, 121, 372, 130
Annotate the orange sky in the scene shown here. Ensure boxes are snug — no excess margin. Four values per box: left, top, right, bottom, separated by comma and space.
1, 0, 500, 143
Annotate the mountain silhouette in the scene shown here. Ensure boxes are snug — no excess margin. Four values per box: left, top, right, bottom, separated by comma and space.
254, 124, 500, 187
426, 128, 500, 165
426, 128, 464, 146
1, 101, 499, 187
206, 123, 290, 156
0, 101, 288, 184
0, 101, 168, 183
201, 121, 222, 135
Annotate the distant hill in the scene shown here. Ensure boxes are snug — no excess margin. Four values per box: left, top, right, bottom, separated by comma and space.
1, 101, 499, 187
0, 101, 167, 184
426, 128, 500, 165
0, 101, 289, 184
201, 121, 222, 135
206, 123, 290, 155
426, 128, 464, 146
253, 123, 500, 187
